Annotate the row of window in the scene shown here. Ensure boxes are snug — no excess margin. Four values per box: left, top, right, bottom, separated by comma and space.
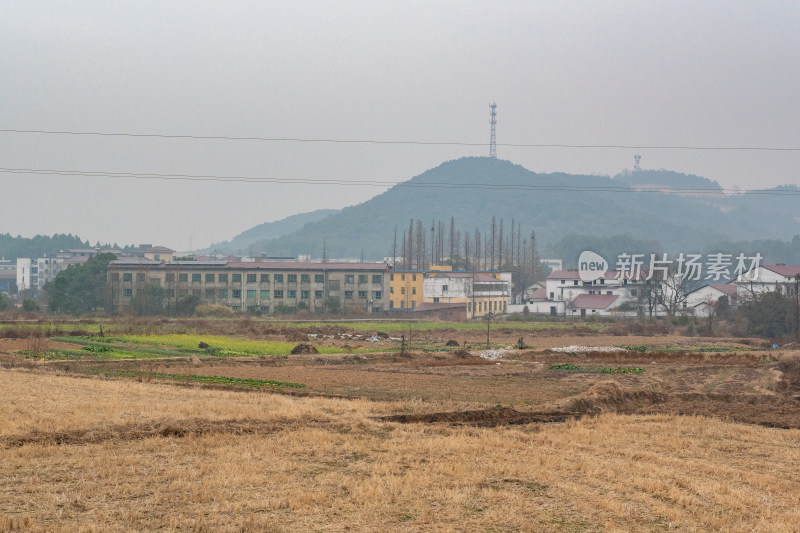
115, 272, 384, 284
390, 273, 418, 282
390, 286, 417, 295
467, 300, 507, 313
122, 288, 383, 300
561, 279, 606, 285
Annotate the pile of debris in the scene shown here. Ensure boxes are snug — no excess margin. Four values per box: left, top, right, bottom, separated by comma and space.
551, 345, 627, 353
290, 343, 318, 355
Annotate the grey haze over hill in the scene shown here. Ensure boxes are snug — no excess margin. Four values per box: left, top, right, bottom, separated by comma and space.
2, 3, 798, 250
219, 157, 800, 261
200, 209, 339, 255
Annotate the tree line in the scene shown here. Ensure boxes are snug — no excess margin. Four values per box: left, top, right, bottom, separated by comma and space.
391, 216, 551, 297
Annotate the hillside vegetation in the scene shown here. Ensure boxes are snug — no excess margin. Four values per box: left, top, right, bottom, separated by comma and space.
229, 157, 800, 261
201, 209, 339, 255
0, 233, 89, 261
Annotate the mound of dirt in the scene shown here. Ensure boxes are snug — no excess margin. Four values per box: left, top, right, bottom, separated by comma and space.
285, 331, 310, 342
561, 381, 667, 414
381, 406, 571, 427
290, 343, 318, 355
0, 417, 338, 448
631, 393, 800, 429
418, 355, 492, 367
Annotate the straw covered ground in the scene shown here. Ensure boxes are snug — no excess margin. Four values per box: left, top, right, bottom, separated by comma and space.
2, 368, 800, 532
2, 319, 800, 531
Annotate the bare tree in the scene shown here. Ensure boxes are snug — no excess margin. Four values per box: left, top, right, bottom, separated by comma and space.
510, 219, 515, 268
490, 216, 497, 270
474, 229, 481, 272
659, 271, 700, 317
415, 219, 426, 270
407, 219, 414, 270
448, 217, 455, 266
498, 218, 504, 270
438, 220, 445, 265
392, 226, 397, 269
629, 274, 663, 318
464, 232, 471, 271
484, 232, 490, 271
401, 231, 407, 269
454, 229, 461, 268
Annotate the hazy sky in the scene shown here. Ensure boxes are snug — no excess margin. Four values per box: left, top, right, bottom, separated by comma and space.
2, 1, 798, 251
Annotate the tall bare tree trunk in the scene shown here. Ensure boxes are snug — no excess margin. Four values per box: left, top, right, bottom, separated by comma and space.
392, 227, 397, 269
490, 216, 497, 270
498, 218, 504, 270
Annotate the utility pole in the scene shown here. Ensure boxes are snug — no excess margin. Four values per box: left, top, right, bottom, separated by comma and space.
795, 274, 799, 341
485, 312, 492, 349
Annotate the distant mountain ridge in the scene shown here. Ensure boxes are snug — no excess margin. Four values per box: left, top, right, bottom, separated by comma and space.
214, 157, 800, 261
200, 209, 339, 255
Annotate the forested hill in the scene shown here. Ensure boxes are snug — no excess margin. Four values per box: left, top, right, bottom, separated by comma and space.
200, 209, 339, 255
0, 233, 89, 261
227, 157, 800, 260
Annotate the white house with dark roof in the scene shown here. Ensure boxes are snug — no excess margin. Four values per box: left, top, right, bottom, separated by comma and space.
736, 264, 800, 298
546, 269, 645, 306
508, 268, 655, 317
685, 283, 737, 317
569, 294, 620, 317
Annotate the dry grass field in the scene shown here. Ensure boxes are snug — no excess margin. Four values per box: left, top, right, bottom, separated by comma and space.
2, 370, 800, 532
2, 320, 800, 531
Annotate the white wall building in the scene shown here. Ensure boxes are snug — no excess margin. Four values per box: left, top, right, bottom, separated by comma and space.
684, 283, 737, 317
15, 256, 69, 292
736, 265, 800, 298
422, 272, 511, 318
510, 269, 652, 317
16, 258, 32, 291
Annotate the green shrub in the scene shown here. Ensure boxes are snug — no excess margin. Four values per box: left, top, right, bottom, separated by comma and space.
82, 345, 112, 353
549, 363, 580, 370
619, 345, 647, 352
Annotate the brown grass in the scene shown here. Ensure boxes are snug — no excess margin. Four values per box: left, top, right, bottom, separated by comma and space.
2, 369, 800, 532
25, 334, 50, 355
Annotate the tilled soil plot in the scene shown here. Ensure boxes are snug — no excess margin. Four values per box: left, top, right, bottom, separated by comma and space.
0, 417, 339, 448
382, 380, 800, 429
6, 329, 799, 430
0, 338, 84, 361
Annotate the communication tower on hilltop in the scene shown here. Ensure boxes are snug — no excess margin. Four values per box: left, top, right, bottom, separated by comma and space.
634, 154, 641, 172
489, 103, 497, 158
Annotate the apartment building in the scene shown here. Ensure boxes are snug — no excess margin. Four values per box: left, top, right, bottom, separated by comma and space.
15, 256, 68, 292
422, 272, 511, 319
388, 265, 453, 310
389, 265, 512, 315
107, 259, 389, 314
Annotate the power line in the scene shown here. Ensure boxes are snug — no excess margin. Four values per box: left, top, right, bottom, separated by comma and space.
3, 166, 800, 196
1, 128, 799, 151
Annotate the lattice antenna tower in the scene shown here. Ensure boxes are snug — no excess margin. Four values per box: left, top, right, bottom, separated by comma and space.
634, 154, 641, 172
489, 103, 497, 158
